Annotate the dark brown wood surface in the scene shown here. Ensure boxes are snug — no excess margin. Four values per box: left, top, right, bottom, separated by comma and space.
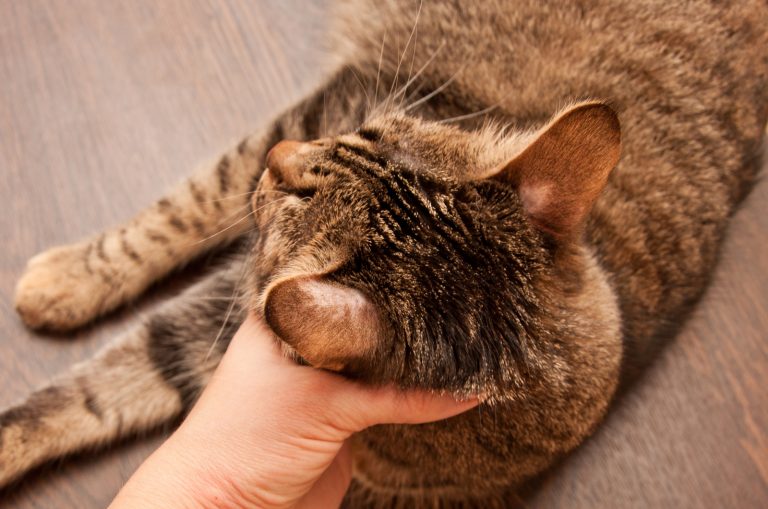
1, 1, 766, 508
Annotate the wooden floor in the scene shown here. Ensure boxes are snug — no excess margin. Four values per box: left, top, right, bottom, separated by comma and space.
1, 1, 766, 507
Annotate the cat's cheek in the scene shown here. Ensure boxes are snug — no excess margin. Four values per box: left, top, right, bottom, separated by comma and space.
249, 227, 288, 296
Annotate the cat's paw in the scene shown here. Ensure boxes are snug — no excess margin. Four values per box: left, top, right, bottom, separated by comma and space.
14, 242, 117, 331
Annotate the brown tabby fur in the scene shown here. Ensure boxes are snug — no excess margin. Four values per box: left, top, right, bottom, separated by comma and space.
3, 1, 768, 507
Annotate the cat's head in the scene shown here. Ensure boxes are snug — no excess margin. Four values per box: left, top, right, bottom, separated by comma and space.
250, 102, 622, 401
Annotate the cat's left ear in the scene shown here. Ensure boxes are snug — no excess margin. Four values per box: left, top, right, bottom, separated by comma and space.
486, 102, 621, 238
263, 276, 385, 372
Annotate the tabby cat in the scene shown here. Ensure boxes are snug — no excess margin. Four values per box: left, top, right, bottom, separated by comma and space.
3, 0, 767, 506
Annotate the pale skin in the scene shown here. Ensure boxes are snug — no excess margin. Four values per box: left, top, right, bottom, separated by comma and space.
109, 316, 478, 509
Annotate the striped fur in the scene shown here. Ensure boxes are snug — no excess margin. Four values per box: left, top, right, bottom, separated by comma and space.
4, 0, 768, 506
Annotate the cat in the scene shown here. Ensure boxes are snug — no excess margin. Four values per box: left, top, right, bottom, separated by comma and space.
3, 0, 767, 506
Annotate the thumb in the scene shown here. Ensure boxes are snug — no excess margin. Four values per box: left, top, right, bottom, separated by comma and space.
331, 384, 479, 432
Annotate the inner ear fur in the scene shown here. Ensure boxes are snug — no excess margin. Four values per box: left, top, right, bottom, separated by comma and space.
263, 276, 384, 372
490, 102, 621, 238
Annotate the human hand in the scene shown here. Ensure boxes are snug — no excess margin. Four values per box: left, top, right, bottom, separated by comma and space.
109, 315, 478, 509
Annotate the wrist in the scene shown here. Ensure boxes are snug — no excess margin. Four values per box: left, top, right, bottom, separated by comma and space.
109, 437, 205, 509
112, 430, 281, 509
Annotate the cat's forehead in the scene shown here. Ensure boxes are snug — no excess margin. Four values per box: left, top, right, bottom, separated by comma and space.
356, 112, 524, 179
361, 112, 466, 146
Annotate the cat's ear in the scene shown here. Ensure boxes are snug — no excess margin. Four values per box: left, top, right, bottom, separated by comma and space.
263, 276, 384, 372
488, 102, 621, 238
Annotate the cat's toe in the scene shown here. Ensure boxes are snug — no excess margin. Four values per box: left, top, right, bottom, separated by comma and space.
14, 244, 112, 331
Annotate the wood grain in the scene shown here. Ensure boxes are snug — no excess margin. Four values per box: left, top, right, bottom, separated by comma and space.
0, 1, 765, 508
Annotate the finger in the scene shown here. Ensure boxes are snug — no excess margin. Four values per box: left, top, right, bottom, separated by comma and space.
369, 388, 479, 426
334, 386, 479, 431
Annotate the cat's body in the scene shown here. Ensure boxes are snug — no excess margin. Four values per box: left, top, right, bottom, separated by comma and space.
3, 0, 767, 506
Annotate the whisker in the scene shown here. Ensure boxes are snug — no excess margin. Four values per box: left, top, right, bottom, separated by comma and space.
398, 2, 423, 109
386, 38, 402, 114
373, 35, 386, 109
346, 65, 372, 116
204, 250, 252, 363
438, 104, 501, 124
185, 296, 238, 301
204, 189, 287, 204
215, 201, 256, 228
404, 64, 466, 112
232, 204, 284, 240
438, 85, 516, 124
190, 196, 290, 246
192, 210, 255, 246
402, 79, 429, 108
393, 40, 446, 108
386, 1, 423, 112
323, 89, 328, 138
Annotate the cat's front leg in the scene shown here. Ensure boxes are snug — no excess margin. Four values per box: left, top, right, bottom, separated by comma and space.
13, 131, 268, 331
1, 268, 243, 488
14, 65, 372, 332
0, 326, 183, 488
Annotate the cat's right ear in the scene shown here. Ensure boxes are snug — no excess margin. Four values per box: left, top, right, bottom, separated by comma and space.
263, 276, 385, 373
484, 102, 621, 239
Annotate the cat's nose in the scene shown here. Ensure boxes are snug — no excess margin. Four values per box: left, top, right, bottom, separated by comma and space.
266, 140, 303, 186
266, 140, 320, 187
